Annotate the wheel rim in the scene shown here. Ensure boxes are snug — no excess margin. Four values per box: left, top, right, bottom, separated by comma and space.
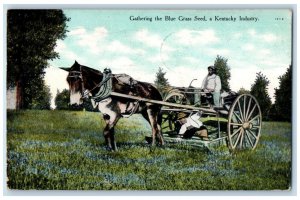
164, 92, 189, 105
227, 94, 262, 150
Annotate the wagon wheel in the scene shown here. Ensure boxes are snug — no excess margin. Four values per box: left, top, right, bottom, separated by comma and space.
161, 91, 189, 133
163, 90, 190, 105
227, 94, 262, 150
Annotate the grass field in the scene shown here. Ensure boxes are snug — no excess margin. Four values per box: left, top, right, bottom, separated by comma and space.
6, 110, 292, 190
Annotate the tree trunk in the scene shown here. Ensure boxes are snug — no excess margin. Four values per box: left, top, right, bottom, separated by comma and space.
16, 80, 23, 110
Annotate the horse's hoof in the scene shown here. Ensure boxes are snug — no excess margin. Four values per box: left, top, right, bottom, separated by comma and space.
106, 146, 112, 151
113, 147, 118, 152
106, 146, 117, 152
145, 136, 152, 144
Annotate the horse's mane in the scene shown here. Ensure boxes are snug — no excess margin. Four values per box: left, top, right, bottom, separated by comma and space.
81, 65, 102, 75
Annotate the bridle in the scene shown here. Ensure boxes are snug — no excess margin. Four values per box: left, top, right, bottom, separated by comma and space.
67, 68, 87, 99
67, 66, 113, 102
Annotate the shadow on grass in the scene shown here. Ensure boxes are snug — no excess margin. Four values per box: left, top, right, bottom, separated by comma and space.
118, 138, 211, 154
7, 110, 25, 122
203, 120, 228, 132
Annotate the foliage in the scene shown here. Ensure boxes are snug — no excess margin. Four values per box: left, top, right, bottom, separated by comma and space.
7, 110, 291, 190
27, 80, 52, 110
273, 66, 292, 121
237, 87, 250, 95
7, 10, 69, 109
154, 67, 170, 97
250, 72, 272, 120
214, 55, 231, 92
55, 89, 70, 110
82, 99, 96, 112
54, 89, 95, 111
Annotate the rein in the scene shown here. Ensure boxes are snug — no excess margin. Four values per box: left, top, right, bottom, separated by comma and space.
68, 67, 113, 102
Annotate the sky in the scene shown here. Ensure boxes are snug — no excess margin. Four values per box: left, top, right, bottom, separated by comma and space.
45, 9, 292, 108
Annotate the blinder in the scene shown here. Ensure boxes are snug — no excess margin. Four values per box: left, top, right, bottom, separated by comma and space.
67, 71, 82, 79
67, 70, 89, 99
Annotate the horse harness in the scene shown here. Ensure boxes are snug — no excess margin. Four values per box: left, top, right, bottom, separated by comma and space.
68, 67, 140, 117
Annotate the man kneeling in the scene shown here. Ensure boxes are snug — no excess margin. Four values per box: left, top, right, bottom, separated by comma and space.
177, 112, 209, 141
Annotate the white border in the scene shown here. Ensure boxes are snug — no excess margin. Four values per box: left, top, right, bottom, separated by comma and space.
1, 1, 299, 199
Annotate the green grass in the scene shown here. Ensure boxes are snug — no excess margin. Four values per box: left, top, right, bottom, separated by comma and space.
6, 110, 292, 190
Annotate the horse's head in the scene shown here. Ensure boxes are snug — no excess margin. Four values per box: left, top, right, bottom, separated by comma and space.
61, 61, 85, 106
61, 61, 104, 107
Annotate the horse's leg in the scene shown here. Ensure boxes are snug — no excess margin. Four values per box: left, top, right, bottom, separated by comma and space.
144, 105, 164, 146
157, 112, 162, 141
103, 114, 120, 151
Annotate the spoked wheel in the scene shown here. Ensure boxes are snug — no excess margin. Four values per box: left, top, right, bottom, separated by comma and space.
163, 89, 190, 105
227, 94, 262, 150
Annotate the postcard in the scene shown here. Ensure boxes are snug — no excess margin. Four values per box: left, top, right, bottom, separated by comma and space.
6, 8, 293, 192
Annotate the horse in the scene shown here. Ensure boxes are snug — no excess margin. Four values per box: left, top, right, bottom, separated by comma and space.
61, 61, 164, 151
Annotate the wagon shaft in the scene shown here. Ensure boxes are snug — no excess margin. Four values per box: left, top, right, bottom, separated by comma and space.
110, 91, 217, 114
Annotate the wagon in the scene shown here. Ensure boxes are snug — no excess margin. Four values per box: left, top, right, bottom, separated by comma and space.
110, 83, 262, 151
64, 63, 262, 151
159, 86, 262, 150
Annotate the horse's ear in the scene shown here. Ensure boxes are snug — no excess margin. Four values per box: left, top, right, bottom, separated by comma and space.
60, 67, 70, 72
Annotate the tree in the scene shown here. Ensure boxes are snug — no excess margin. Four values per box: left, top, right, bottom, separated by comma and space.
55, 89, 70, 110
55, 89, 95, 111
237, 87, 250, 95
27, 80, 52, 110
250, 72, 272, 120
214, 55, 231, 91
273, 65, 292, 121
7, 10, 69, 109
82, 98, 96, 112
154, 67, 170, 97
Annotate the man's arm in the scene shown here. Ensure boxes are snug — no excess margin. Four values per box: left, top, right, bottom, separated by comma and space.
201, 75, 208, 90
215, 75, 222, 91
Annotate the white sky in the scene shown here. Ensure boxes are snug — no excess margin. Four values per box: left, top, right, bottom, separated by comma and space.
45, 9, 292, 108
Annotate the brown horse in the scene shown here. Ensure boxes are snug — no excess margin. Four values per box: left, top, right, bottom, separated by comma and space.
61, 61, 164, 151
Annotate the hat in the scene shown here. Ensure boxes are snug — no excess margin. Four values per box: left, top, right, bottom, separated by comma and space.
207, 65, 215, 70
177, 112, 188, 120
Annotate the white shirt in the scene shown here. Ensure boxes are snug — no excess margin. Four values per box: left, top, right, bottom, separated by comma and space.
179, 112, 203, 135
201, 74, 221, 92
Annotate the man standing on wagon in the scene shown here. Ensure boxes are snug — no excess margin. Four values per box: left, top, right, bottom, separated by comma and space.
200, 65, 222, 107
